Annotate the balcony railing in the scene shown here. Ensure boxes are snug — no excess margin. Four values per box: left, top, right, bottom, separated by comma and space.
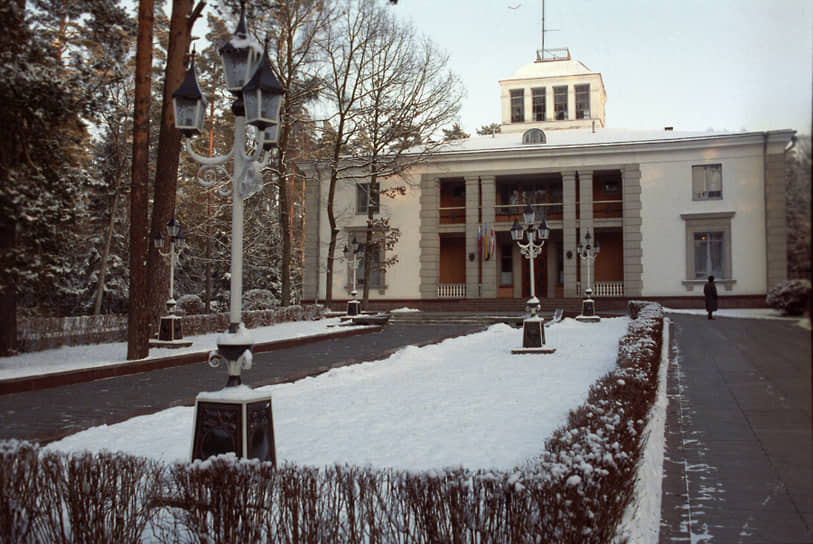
438, 283, 466, 298
495, 203, 563, 223
592, 199, 623, 219
439, 206, 466, 224
577, 281, 624, 297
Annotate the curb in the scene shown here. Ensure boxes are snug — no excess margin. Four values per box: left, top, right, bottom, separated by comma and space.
0, 326, 383, 396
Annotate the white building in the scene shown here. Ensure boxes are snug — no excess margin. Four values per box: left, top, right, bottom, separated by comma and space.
301, 54, 794, 310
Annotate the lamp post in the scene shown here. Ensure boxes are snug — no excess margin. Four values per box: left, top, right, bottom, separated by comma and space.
510, 204, 555, 353
173, 1, 283, 463
154, 217, 185, 341
576, 230, 601, 322
343, 236, 362, 316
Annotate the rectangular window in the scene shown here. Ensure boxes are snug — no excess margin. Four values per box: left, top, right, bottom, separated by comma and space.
356, 183, 379, 214
692, 164, 722, 200
500, 244, 513, 286
575, 84, 590, 119
694, 232, 724, 279
510, 89, 524, 123
532, 87, 546, 121
553, 85, 568, 120
356, 244, 383, 287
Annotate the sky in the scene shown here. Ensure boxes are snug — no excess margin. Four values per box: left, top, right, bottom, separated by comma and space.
392, 0, 813, 136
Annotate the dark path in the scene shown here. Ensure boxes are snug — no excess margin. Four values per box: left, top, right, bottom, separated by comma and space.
0, 324, 484, 443
660, 314, 812, 543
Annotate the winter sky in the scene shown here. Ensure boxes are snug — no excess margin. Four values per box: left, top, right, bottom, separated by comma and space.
393, 0, 813, 136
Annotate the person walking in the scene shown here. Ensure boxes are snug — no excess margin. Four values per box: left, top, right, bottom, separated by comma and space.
704, 275, 718, 319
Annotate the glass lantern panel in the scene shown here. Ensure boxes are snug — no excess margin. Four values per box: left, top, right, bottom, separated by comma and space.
260, 94, 282, 123
222, 49, 251, 90
174, 96, 198, 129
244, 88, 260, 123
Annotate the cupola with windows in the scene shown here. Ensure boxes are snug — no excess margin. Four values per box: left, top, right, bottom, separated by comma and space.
498, 50, 607, 133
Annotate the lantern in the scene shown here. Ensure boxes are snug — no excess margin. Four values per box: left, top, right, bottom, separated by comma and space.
172, 55, 207, 137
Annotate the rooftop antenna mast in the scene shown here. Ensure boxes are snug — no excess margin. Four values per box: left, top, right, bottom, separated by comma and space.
536, 0, 568, 62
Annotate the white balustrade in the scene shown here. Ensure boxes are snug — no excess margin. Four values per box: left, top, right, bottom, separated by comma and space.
437, 284, 466, 298
577, 281, 624, 297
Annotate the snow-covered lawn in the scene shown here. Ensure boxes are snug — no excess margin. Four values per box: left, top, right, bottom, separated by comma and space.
0, 318, 365, 381
47, 318, 628, 470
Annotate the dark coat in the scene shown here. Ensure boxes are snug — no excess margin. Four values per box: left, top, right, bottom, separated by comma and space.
704, 280, 718, 312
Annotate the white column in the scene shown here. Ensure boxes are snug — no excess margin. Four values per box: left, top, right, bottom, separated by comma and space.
230, 115, 246, 328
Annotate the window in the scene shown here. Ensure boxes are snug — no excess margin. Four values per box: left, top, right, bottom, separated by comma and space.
532, 87, 546, 121
681, 211, 734, 289
500, 244, 513, 286
356, 244, 383, 288
356, 183, 379, 214
575, 84, 590, 119
692, 164, 722, 200
510, 89, 524, 123
553, 86, 568, 120
694, 232, 724, 279
522, 128, 546, 144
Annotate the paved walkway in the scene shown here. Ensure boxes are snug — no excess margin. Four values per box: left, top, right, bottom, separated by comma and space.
661, 314, 812, 543
0, 323, 484, 443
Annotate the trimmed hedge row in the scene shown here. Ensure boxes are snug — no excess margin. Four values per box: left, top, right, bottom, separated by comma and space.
1, 303, 665, 543
16, 305, 324, 353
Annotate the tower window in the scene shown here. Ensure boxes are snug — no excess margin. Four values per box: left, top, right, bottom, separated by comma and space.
532, 87, 546, 121
554, 85, 568, 120
575, 84, 590, 119
510, 89, 524, 123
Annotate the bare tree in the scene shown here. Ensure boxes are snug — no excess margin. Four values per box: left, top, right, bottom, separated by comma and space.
349, 6, 464, 306
318, 0, 379, 306
262, 0, 330, 306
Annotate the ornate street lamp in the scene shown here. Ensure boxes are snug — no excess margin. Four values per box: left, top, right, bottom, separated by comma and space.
343, 236, 362, 316
511, 204, 556, 354
576, 230, 601, 322
173, 1, 283, 464
154, 217, 186, 341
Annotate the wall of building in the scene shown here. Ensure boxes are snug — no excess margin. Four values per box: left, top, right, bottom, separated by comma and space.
638, 142, 769, 296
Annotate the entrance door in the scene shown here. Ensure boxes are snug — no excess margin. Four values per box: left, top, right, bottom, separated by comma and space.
520, 247, 547, 298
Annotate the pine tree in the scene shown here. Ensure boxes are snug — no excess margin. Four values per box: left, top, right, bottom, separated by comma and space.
0, 0, 133, 355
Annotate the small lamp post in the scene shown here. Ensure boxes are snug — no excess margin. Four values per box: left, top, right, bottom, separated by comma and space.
510, 204, 555, 354
154, 217, 186, 341
343, 236, 362, 316
576, 230, 601, 322
174, 1, 282, 464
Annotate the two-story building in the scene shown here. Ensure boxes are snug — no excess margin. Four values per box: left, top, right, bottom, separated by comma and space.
301, 53, 794, 310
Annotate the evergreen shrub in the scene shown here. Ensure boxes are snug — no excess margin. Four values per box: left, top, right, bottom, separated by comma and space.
766, 279, 812, 316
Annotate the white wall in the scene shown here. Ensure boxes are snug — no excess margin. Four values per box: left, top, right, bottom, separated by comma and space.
318, 169, 423, 300
639, 144, 767, 296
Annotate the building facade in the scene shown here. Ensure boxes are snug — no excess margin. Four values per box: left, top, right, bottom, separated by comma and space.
302, 57, 794, 308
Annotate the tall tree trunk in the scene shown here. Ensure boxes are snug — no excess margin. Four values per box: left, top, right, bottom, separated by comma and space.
278, 145, 291, 307
0, 220, 16, 356
147, 0, 199, 326
362, 164, 377, 307
93, 187, 121, 314
127, 0, 155, 360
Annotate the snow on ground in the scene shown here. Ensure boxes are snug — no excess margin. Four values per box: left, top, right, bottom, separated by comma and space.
0, 318, 362, 381
47, 318, 629, 472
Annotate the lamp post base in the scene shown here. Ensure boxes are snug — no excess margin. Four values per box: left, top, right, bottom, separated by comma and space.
577, 297, 601, 322
158, 315, 184, 341
347, 299, 361, 316
512, 317, 556, 354
191, 386, 276, 464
